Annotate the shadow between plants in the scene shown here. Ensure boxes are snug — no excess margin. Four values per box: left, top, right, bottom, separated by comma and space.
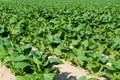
54, 72, 77, 80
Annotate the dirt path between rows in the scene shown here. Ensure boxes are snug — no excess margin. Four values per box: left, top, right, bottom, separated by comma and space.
53, 59, 106, 80
0, 60, 106, 80
0, 62, 16, 80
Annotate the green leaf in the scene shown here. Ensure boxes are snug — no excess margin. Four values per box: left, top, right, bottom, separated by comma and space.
0, 24, 5, 34
2, 56, 11, 64
116, 73, 120, 79
0, 45, 7, 59
35, 73, 44, 80
106, 66, 115, 71
105, 73, 113, 79
33, 56, 42, 70
21, 43, 32, 50
42, 60, 49, 67
15, 62, 30, 69
100, 56, 108, 64
76, 54, 85, 60
65, 24, 73, 31
71, 40, 80, 46
48, 58, 63, 64
54, 48, 62, 55
112, 59, 120, 70
16, 76, 29, 80
24, 74, 35, 79
41, 54, 48, 62
35, 73, 54, 80
44, 68, 49, 73
21, 44, 32, 55
81, 40, 89, 48
31, 50, 41, 58
44, 73, 55, 80
88, 78, 99, 80
35, 71, 54, 80
79, 76, 87, 80
14, 55, 27, 61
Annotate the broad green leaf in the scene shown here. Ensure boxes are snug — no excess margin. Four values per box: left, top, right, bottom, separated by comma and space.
44, 73, 55, 80
35, 73, 54, 80
116, 73, 120, 79
0, 24, 5, 34
46, 34, 53, 42
2, 56, 11, 64
44, 68, 49, 73
41, 54, 48, 62
24, 74, 35, 79
107, 66, 115, 71
79, 76, 87, 80
113, 59, 120, 70
33, 56, 42, 70
21, 43, 32, 50
81, 40, 89, 48
48, 58, 63, 64
31, 50, 41, 58
71, 40, 80, 46
100, 56, 108, 64
88, 78, 99, 80
35, 73, 44, 80
16, 76, 29, 80
14, 54, 27, 61
54, 48, 62, 55
1, 38, 10, 45
0, 45, 7, 59
42, 60, 49, 67
105, 74, 113, 79
15, 62, 30, 69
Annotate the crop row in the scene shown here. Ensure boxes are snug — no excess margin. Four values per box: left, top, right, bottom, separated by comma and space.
0, 0, 120, 80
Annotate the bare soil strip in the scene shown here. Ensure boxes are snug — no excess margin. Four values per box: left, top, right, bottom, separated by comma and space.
0, 62, 16, 80
53, 60, 106, 80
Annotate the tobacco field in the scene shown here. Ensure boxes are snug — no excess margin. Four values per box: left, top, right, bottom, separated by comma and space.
0, 0, 120, 80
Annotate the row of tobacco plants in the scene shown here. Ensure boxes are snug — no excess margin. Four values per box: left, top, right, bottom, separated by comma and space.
0, 0, 120, 80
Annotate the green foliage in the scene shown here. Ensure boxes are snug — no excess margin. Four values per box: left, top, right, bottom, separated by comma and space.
0, 0, 120, 80
79, 76, 87, 80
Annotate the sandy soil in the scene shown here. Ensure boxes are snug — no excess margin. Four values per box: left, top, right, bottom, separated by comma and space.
53, 60, 106, 80
0, 62, 16, 80
0, 59, 106, 80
